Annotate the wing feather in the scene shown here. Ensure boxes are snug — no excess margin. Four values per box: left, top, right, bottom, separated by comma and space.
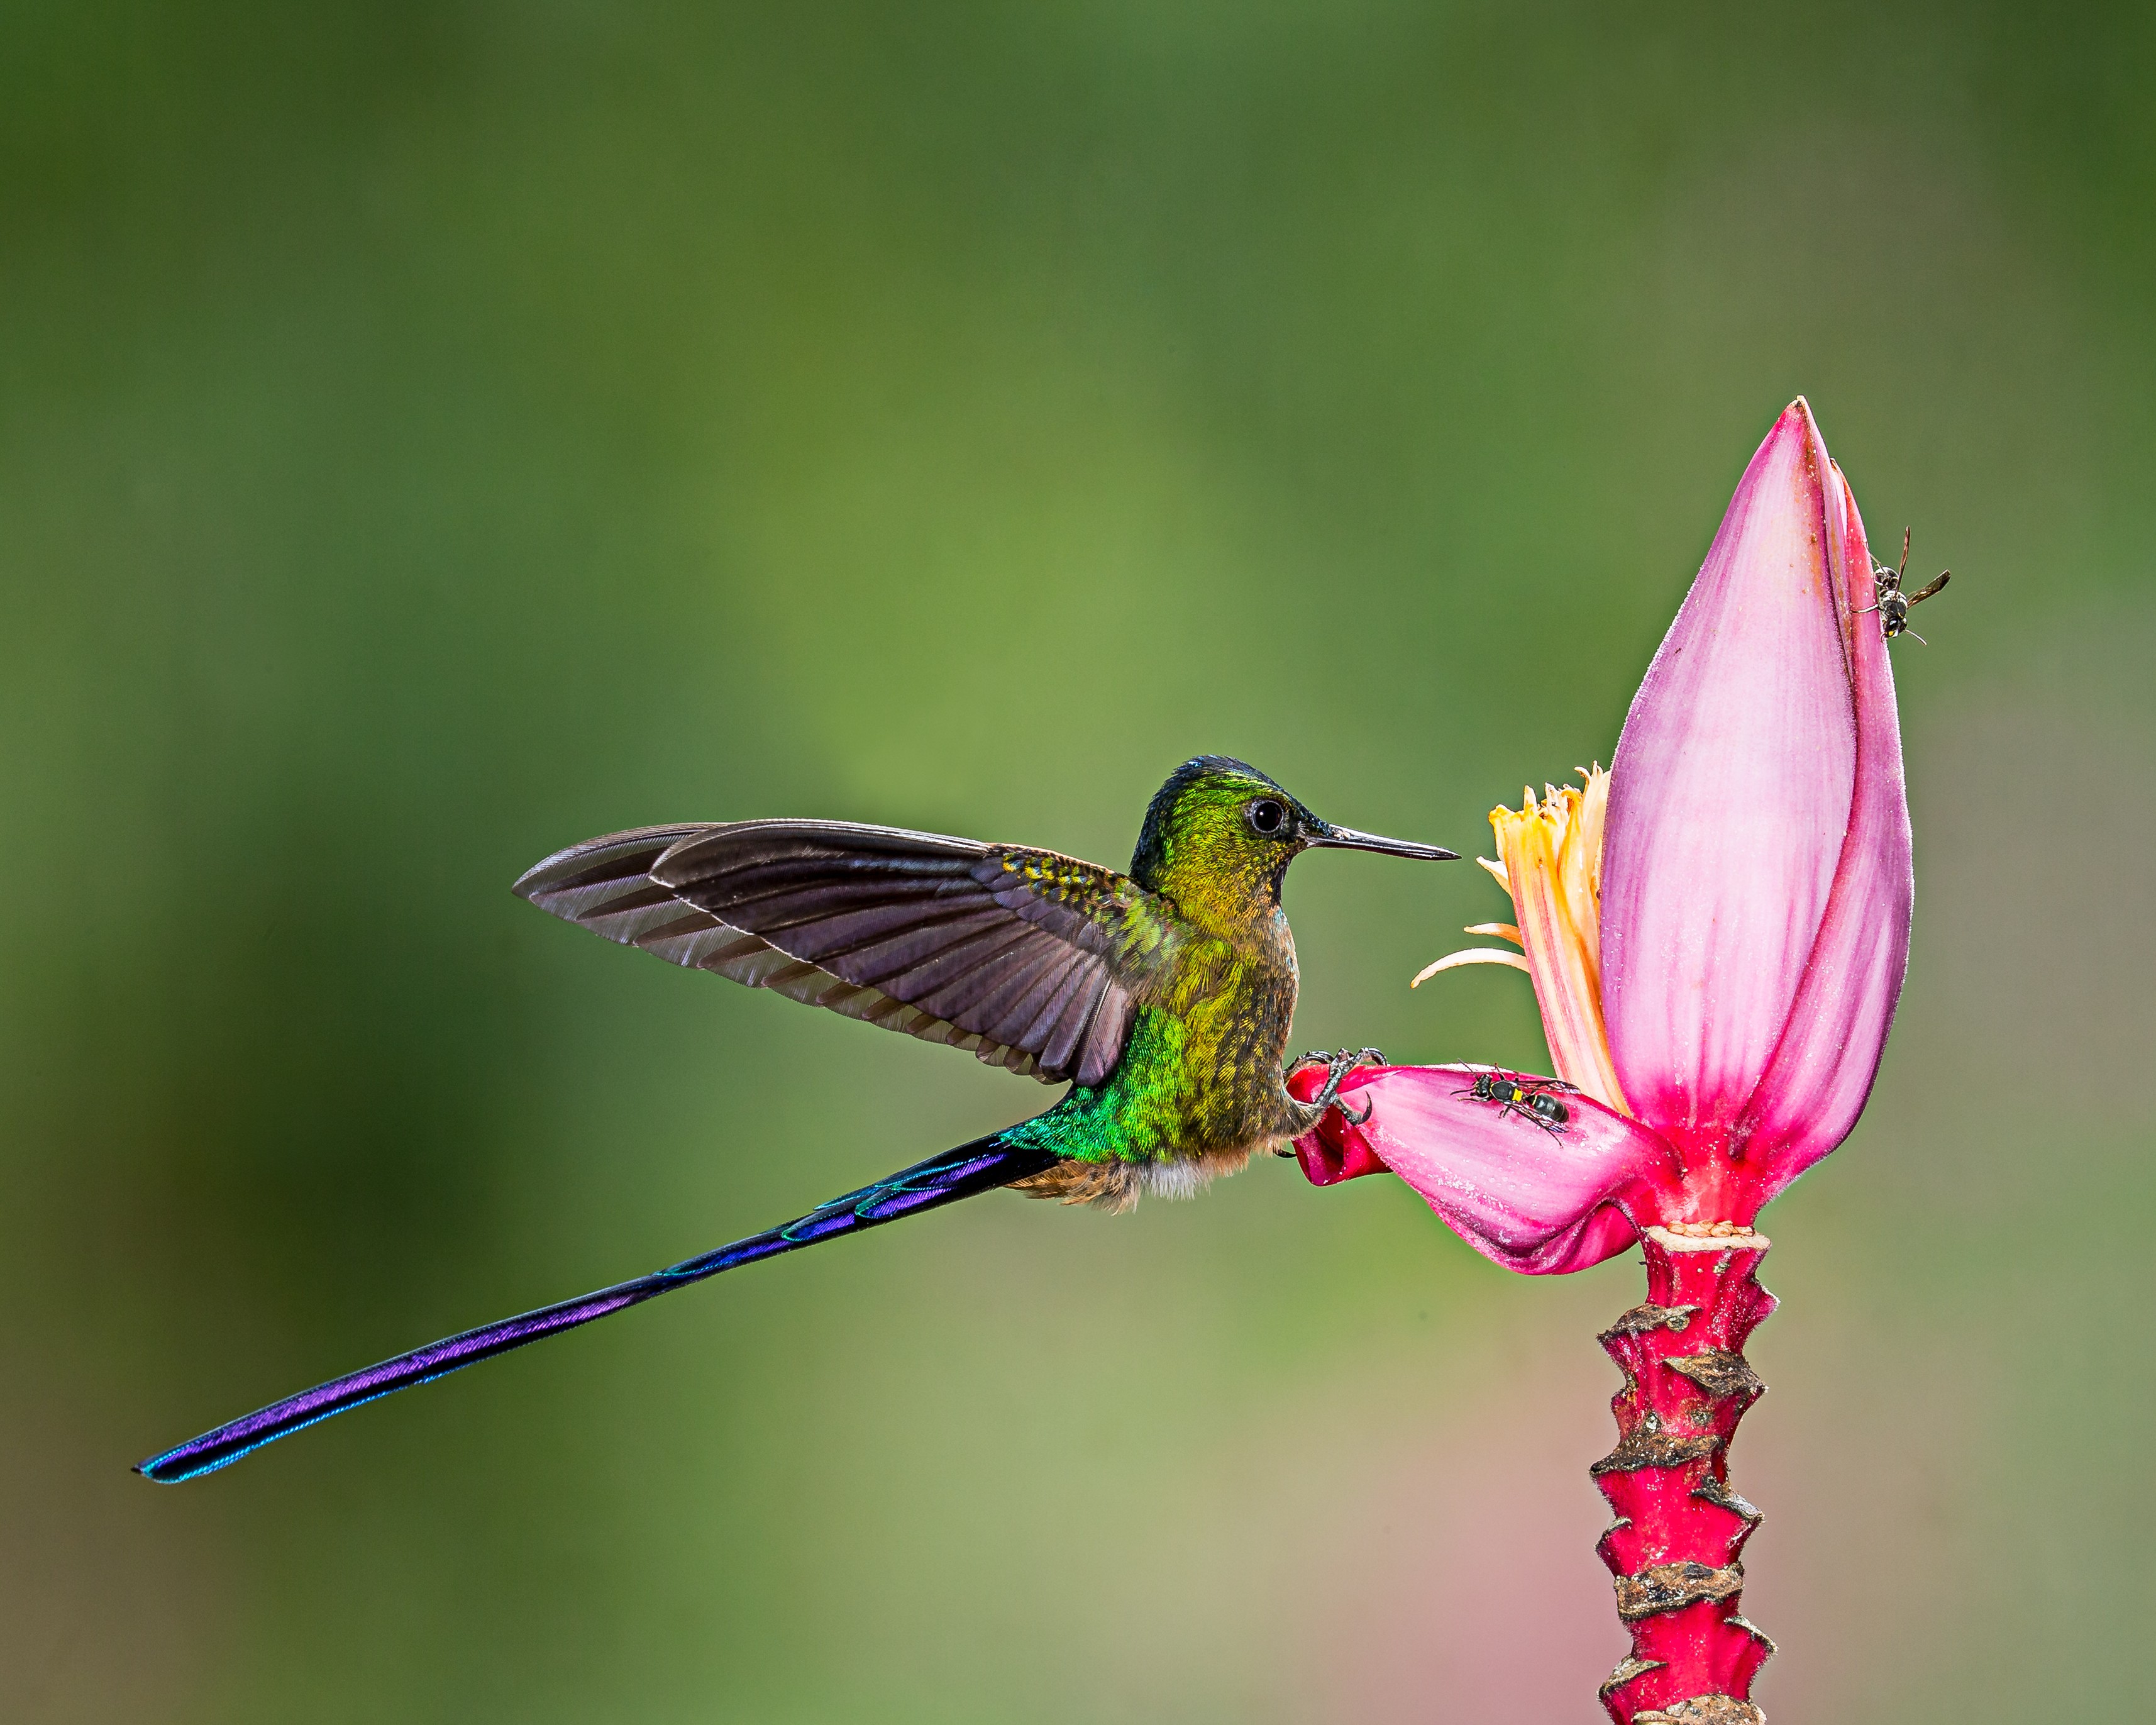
1031, 960, 1098, 1078
514, 818, 1176, 1085
1075, 985, 1134, 1088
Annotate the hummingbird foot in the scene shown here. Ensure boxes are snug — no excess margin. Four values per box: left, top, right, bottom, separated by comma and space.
1290, 1048, 1385, 1127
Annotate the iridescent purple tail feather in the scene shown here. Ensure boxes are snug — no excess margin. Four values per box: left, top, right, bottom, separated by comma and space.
135, 1134, 1053, 1483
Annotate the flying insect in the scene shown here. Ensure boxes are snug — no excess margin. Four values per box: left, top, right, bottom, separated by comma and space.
1860, 527, 1951, 643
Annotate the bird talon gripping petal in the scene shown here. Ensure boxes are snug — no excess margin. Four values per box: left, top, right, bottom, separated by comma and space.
1307, 1046, 1378, 1124
1305, 1063, 1344, 1111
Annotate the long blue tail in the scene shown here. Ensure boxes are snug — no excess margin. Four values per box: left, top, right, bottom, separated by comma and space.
137, 1134, 1057, 1483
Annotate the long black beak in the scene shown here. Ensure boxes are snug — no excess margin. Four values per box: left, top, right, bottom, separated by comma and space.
1305, 823, 1458, 862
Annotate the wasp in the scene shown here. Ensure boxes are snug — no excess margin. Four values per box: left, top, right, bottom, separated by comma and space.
1454, 1068, 1579, 1135
1859, 527, 1950, 643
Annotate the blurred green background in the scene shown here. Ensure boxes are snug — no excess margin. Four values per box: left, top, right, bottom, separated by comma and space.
6, 3, 2153, 1720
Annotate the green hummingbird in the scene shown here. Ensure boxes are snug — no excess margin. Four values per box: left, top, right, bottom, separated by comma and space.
138, 756, 1453, 1481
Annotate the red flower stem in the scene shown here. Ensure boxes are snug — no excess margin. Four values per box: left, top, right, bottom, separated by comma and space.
1593, 1228, 1776, 1725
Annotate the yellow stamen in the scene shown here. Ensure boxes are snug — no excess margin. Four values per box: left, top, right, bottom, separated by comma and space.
1496, 767, 1627, 1111
1410, 948, 1532, 986
1417, 766, 1629, 1114
1462, 923, 1523, 945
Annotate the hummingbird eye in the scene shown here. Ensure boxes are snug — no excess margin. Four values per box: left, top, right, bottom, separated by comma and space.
1245, 797, 1288, 837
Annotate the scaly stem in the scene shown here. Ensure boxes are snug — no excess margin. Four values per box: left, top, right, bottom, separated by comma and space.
1593, 1228, 1776, 1725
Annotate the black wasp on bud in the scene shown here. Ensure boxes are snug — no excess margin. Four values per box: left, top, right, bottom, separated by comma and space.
1454, 1068, 1579, 1136
1860, 527, 1951, 643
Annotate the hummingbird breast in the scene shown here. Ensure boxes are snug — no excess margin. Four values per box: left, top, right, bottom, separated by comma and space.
1005, 909, 1305, 1208
1171, 940, 1304, 1149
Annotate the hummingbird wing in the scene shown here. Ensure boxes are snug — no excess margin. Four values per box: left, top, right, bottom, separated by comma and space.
514, 821, 1179, 1087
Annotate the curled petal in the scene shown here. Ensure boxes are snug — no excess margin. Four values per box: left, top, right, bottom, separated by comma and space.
1736, 463, 1914, 1192
1601, 400, 1857, 1156
1290, 1065, 1683, 1275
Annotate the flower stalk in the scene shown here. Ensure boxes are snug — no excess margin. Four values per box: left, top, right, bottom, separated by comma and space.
1594, 1230, 1776, 1725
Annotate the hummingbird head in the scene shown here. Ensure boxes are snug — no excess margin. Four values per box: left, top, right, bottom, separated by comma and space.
1129, 756, 1456, 912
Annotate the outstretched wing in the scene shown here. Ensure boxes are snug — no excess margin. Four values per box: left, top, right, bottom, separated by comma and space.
514, 820, 1179, 1086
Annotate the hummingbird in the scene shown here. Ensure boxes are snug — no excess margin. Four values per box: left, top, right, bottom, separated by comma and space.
138, 756, 1454, 1482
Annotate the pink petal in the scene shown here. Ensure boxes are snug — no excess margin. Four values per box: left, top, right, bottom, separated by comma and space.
1290, 1065, 1683, 1276
1735, 463, 1914, 1194
1600, 400, 1857, 1158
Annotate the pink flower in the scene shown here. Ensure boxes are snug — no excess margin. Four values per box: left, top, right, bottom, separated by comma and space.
1295, 399, 1913, 1271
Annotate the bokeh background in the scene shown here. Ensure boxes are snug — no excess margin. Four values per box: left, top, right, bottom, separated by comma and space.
7, 4, 2153, 1720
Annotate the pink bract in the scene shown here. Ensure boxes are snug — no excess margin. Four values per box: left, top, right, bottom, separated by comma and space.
1302, 400, 1913, 1267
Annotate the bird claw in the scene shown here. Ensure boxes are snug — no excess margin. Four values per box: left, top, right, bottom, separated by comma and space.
1290, 1046, 1383, 1126
1290, 1046, 1384, 1073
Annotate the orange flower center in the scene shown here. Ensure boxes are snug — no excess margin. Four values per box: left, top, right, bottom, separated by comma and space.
1413, 768, 1630, 1115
